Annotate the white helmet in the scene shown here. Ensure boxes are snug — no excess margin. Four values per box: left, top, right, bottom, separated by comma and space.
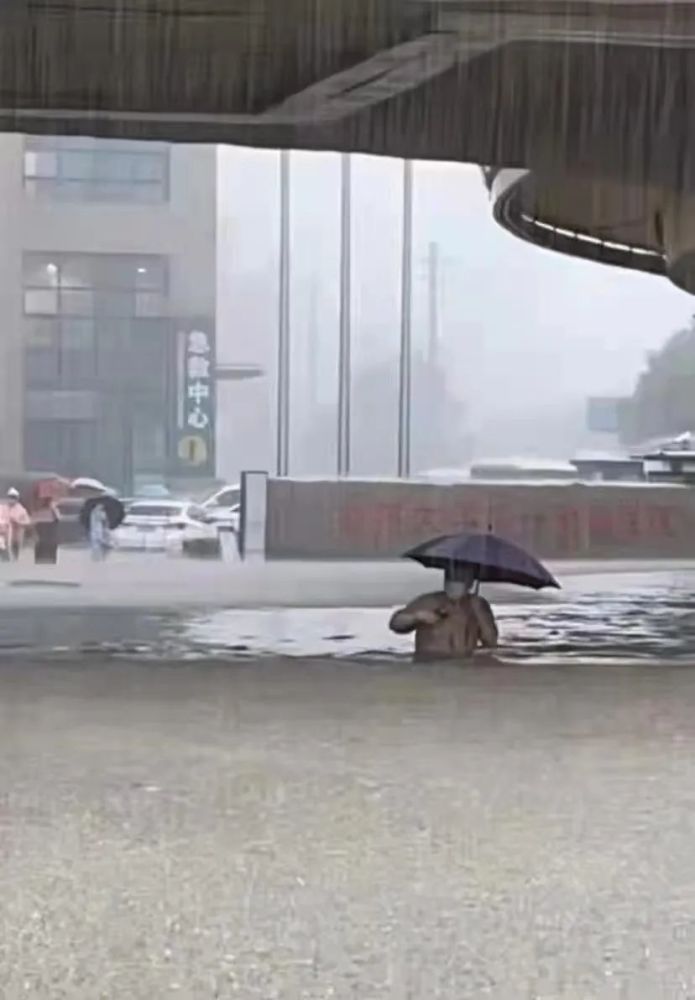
7, 488, 19, 499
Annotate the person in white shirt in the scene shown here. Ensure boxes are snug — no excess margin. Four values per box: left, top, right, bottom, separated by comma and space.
0, 488, 31, 561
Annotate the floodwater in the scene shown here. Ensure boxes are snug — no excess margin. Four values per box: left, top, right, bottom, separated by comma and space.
181, 570, 695, 663
2, 556, 695, 663
6, 654, 695, 998
4, 562, 695, 996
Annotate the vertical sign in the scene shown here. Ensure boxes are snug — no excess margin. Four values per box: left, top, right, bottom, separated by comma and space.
586, 396, 627, 434
175, 320, 216, 475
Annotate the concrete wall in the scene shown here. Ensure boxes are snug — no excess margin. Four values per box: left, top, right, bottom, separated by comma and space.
264, 478, 695, 560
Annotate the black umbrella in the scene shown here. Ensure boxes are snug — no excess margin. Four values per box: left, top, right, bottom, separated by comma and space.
405, 532, 560, 590
79, 495, 125, 532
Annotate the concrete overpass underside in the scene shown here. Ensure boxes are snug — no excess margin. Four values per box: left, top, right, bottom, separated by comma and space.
3, 0, 695, 290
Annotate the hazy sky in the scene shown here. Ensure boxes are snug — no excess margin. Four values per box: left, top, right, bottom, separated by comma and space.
217, 146, 693, 469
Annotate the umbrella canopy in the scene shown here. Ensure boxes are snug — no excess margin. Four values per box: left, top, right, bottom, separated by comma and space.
405, 532, 560, 590
79, 495, 125, 532
71, 476, 116, 495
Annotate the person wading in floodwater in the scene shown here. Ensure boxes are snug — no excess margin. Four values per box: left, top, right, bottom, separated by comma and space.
389, 566, 498, 660
0, 488, 31, 562
33, 495, 60, 564
394, 529, 559, 659
89, 502, 111, 561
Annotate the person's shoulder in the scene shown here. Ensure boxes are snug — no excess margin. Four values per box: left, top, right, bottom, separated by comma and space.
414, 590, 447, 606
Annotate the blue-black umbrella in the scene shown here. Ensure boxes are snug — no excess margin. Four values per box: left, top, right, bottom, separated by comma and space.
79, 495, 125, 532
404, 532, 560, 590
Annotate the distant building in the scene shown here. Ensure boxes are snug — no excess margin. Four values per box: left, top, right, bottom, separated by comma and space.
571, 454, 644, 483
0, 134, 222, 492
636, 433, 695, 485
469, 458, 577, 482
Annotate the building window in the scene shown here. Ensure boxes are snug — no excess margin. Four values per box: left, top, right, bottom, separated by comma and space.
23, 137, 170, 203
132, 407, 167, 475
25, 318, 61, 382
24, 420, 97, 476
24, 288, 59, 315
24, 254, 170, 387
25, 318, 97, 383
23, 252, 168, 319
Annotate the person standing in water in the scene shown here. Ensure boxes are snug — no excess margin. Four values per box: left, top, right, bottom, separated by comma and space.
33, 496, 60, 564
0, 488, 31, 561
389, 567, 498, 659
89, 502, 111, 561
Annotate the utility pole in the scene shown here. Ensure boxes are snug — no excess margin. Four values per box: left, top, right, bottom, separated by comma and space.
425, 239, 442, 462
337, 153, 352, 477
421, 241, 460, 470
276, 149, 291, 477
427, 240, 440, 368
398, 159, 414, 479
307, 275, 319, 412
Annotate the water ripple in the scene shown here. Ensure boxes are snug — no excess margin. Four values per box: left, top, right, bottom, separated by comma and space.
179, 573, 695, 664
3, 570, 695, 664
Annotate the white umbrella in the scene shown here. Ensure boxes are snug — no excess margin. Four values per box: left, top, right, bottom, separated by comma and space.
71, 477, 113, 494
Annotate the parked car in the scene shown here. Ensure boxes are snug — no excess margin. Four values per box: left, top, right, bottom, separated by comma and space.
113, 501, 221, 556
133, 483, 172, 500
201, 484, 241, 532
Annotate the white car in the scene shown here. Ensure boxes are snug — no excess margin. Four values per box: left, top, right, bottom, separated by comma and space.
114, 501, 220, 555
201, 484, 241, 532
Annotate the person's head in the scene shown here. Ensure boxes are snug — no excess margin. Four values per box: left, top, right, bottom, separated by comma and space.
7, 488, 19, 506
444, 565, 475, 599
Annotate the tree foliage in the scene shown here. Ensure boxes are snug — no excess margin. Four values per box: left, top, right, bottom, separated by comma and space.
622, 317, 695, 444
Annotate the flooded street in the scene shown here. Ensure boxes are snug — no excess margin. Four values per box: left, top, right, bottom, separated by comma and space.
5, 0, 695, 990
185, 570, 695, 663
3, 559, 695, 994
3, 655, 695, 997
2, 555, 695, 664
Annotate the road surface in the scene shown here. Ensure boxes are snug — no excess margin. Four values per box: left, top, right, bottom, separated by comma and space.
2, 655, 695, 997
1, 556, 695, 994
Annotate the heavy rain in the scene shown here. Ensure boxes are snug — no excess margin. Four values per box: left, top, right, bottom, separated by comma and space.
2, 1, 695, 996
